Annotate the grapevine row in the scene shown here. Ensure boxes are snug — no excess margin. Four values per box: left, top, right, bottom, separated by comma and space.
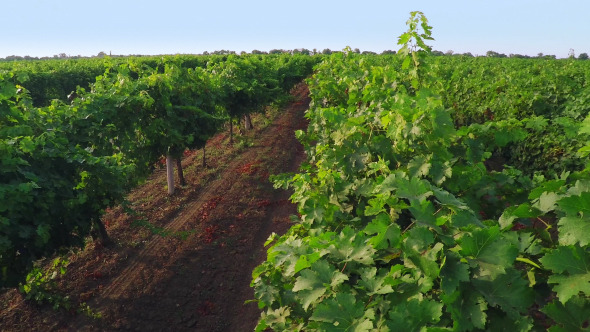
0, 54, 318, 287
252, 12, 590, 331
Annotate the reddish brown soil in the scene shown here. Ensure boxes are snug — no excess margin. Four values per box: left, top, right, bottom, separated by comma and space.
0, 83, 311, 331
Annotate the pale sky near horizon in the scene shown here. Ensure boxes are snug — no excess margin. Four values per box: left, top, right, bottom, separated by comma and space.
1, 0, 588, 59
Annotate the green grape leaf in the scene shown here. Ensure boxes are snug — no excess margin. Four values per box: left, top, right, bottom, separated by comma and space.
524, 116, 549, 131
440, 252, 470, 294
257, 307, 291, 331
358, 267, 394, 296
528, 179, 566, 200
499, 203, 542, 229
293, 260, 347, 310
408, 154, 432, 178
459, 226, 518, 278
494, 128, 527, 147
540, 245, 590, 275
269, 237, 313, 277
429, 159, 453, 186
386, 298, 443, 331
365, 196, 388, 216
472, 268, 534, 316
579, 114, 590, 135
558, 215, 590, 246
578, 143, 590, 157
547, 274, 590, 305
363, 213, 402, 250
404, 242, 444, 282
557, 192, 590, 216
375, 172, 406, 195
566, 180, 590, 196
431, 107, 455, 139
294, 252, 322, 274
254, 283, 280, 308
484, 312, 533, 332
517, 232, 542, 255
396, 176, 433, 202
451, 209, 482, 228
329, 227, 375, 266
534, 191, 560, 213
310, 293, 373, 331
542, 296, 590, 332
404, 226, 434, 252
443, 290, 487, 331
401, 56, 412, 70
540, 245, 590, 303
498, 210, 517, 230
18, 136, 35, 153
398, 32, 412, 45
408, 198, 441, 231
553, 116, 579, 139
432, 187, 467, 209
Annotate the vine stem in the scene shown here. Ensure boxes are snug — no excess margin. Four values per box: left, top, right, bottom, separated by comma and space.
537, 217, 551, 229
402, 221, 415, 234
364, 295, 374, 309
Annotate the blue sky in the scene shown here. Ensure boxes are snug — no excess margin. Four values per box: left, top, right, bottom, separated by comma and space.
1, 0, 588, 58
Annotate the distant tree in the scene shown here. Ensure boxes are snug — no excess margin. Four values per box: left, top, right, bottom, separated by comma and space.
353, 48, 360, 54
462, 52, 474, 57
486, 50, 507, 58
445, 50, 454, 56
212, 50, 235, 55
509, 53, 531, 59
568, 48, 576, 59
537, 53, 544, 58
431, 50, 444, 56
269, 49, 285, 54
579, 53, 589, 60
96, 51, 107, 58
361, 51, 377, 55
381, 50, 396, 55
5, 55, 24, 61
294, 48, 311, 55
202, 51, 210, 55
322, 48, 333, 55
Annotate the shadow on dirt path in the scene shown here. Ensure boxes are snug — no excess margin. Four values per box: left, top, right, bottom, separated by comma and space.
0, 83, 310, 332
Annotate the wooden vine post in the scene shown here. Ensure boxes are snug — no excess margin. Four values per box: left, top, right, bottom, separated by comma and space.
166, 154, 175, 194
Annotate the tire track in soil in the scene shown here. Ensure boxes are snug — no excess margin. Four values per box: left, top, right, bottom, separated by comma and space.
69, 83, 311, 331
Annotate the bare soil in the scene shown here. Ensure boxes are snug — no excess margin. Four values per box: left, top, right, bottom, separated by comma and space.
0, 83, 311, 331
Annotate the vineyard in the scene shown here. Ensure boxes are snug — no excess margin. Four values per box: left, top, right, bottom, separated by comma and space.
2, 11, 590, 332
0, 53, 317, 330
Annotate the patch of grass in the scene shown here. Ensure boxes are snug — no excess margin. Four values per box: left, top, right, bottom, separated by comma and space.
130, 219, 195, 240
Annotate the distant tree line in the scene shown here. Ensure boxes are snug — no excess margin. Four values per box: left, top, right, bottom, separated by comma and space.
0, 51, 155, 62
0, 48, 402, 61
430, 49, 589, 60
3, 49, 586, 62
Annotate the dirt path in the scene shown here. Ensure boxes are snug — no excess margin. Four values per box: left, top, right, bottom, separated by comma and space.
0, 83, 310, 331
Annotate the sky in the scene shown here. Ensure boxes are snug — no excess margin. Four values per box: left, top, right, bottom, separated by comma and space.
1, 0, 589, 59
